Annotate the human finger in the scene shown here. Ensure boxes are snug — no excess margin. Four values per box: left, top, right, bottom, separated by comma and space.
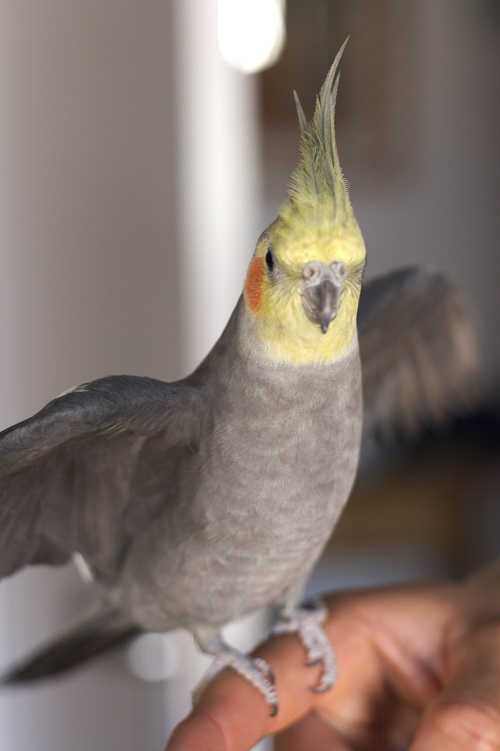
165, 633, 324, 751
275, 711, 350, 751
410, 619, 500, 751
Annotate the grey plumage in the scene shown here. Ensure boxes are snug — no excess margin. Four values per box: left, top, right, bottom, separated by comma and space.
358, 268, 483, 438
0, 602, 138, 684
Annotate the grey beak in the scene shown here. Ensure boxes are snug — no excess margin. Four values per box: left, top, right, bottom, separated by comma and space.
301, 261, 348, 334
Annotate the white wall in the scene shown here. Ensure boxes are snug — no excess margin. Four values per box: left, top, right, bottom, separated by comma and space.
0, 3, 181, 749
353, 0, 500, 377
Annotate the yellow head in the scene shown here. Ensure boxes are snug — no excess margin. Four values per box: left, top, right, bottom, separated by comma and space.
244, 42, 366, 364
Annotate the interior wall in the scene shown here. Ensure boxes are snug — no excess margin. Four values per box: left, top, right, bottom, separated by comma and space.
0, 3, 180, 750
355, 0, 500, 378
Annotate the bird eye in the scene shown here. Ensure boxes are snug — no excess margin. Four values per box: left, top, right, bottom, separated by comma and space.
265, 246, 275, 273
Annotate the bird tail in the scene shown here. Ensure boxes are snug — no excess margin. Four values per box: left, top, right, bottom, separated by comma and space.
0, 600, 140, 685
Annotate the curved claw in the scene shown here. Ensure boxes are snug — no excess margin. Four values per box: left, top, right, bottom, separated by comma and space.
304, 657, 322, 668
310, 677, 335, 694
303, 598, 327, 617
274, 598, 338, 697
195, 639, 279, 715
269, 701, 279, 717
252, 659, 277, 713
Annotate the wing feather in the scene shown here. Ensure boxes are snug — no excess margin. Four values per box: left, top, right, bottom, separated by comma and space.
0, 375, 205, 581
358, 268, 484, 440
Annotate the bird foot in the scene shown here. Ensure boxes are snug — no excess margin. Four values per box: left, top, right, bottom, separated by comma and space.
194, 636, 278, 716
271, 597, 337, 693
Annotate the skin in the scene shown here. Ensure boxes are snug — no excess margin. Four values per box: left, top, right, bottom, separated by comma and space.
165, 559, 500, 751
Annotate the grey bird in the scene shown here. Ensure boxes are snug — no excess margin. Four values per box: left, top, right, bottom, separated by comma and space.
0, 45, 481, 712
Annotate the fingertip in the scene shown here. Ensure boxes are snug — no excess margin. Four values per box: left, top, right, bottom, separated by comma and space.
409, 699, 500, 751
165, 713, 226, 751
165, 672, 272, 751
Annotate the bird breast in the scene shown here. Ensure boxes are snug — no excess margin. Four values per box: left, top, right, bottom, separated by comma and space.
118, 345, 362, 631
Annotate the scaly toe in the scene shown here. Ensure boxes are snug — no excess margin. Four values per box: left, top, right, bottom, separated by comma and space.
254, 657, 275, 685
311, 676, 335, 694
273, 597, 338, 695
195, 638, 279, 715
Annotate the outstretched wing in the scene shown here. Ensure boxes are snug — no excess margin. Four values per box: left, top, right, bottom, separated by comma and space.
0, 375, 205, 582
358, 268, 483, 440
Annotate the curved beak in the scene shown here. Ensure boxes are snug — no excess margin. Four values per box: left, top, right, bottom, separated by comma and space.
301, 261, 348, 334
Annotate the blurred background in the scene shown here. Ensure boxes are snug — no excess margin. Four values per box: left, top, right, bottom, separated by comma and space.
0, 0, 499, 749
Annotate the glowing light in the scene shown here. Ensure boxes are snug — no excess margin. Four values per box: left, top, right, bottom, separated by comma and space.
127, 633, 180, 682
217, 0, 286, 74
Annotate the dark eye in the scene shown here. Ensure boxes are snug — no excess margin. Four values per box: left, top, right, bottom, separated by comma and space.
265, 246, 275, 273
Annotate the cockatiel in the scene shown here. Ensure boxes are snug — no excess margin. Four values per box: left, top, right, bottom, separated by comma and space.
0, 43, 481, 714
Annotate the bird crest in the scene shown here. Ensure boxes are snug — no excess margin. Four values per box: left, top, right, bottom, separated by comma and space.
274, 39, 365, 269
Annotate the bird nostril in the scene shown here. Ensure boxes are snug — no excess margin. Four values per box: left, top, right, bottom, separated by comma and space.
302, 262, 323, 284
331, 261, 348, 282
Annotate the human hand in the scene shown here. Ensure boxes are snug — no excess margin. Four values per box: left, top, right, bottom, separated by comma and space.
165, 560, 500, 750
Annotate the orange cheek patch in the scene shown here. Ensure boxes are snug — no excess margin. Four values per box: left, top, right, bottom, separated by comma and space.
245, 256, 265, 312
